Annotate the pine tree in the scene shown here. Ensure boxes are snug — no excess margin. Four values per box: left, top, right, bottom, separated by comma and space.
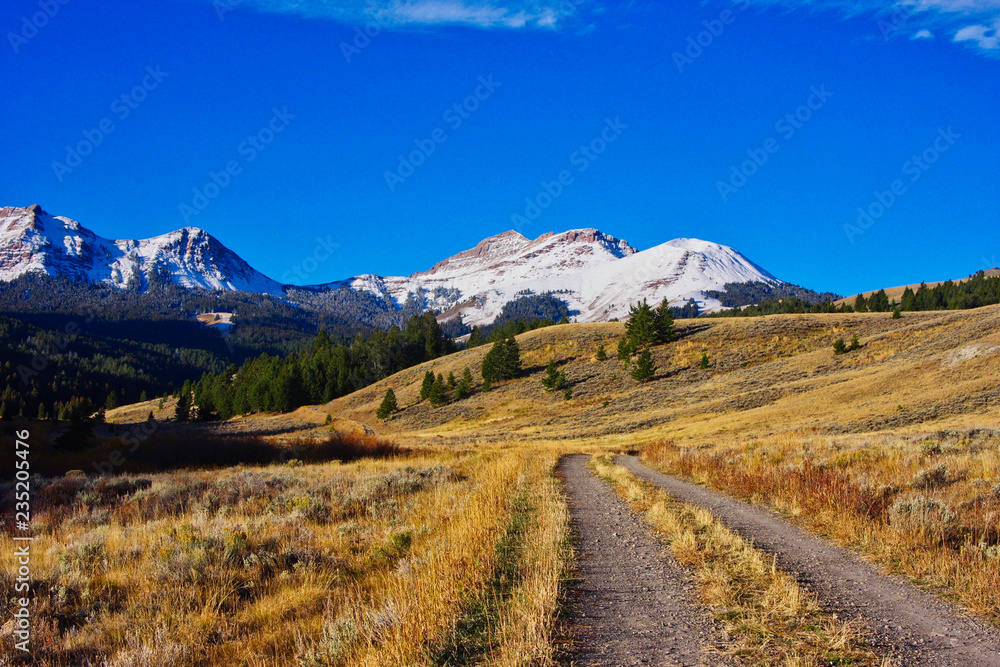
833, 338, 848, 355
447, 371, 456, 389
631, 349, 656, 383
501, 337, 522, 379
482, 337, 522, 383
420, 370, 436, 400
563, 387, 573, 400
892, 307, 902, 319
653, 298, 676, 344
468, 326, 485, 348
868, 289, 891, 313
625, 299, 656, 349
700, 352, 709, 369
542, 360, 567, 391
105, 390, 119, 411
854, 294, 868, 313
596, 344, 607, 361
849, 334, 861, 351
482, 376, 492, 392
617, 337, 635, 365
175, 380, 192, 422
455, 367, 473, 400
140, 390, 148, 402
37, 402, 48, 420
900, 287, 916, 311
428, 376, 447, 407
376, 388, 399, 420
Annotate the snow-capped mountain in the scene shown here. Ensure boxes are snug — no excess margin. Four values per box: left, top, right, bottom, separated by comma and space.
328, 229, 779, 325
0, 205, 283, 294
0, 205, 783, 324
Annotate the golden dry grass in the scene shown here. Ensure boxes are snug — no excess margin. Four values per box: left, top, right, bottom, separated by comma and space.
0, 450, 570, 666
640, 433, 1000, 625
14, 303, 1000, 663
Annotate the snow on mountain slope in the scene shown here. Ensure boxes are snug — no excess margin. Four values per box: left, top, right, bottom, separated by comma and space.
0, 205, 283, 294
329, 229, 778, 326
0, 205, 783, 325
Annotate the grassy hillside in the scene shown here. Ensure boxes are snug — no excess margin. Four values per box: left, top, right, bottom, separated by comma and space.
21, 305, 1000, 664
313, 306, 1000, 447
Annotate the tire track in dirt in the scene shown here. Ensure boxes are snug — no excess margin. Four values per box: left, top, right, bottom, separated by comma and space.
619, 455, 1000, 667
559, 454, 734, 666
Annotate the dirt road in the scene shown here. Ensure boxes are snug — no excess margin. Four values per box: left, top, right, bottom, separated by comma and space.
618, 455, 1000, 667
559, 454, 734, 666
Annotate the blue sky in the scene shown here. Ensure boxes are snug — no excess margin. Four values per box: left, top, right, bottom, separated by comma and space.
1, 0, 998, 295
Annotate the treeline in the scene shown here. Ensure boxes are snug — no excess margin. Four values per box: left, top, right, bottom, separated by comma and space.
716, 272, 1000, 318
711, 296, 848, 318
0, 313, 225, 422
853, 273, 1000, 312
705, 281, 842, 308
186, 312, 456, 419
466, 292, 571, 347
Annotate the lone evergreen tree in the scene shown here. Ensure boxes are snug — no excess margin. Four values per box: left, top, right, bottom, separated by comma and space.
631, 349, 656, 383
617, 337, 635, 364
892, 307, 902, 320
420, 370, 436, 400
482, 337, 522, 383
542, 360, 567, 391
455, 367, 473, 400
849, 334, 861, 351
428, 376, 447, 407
833, 338, 848, 355
700, 352, 710, 369
376, 388, 399, 420
596, 344, 607, 361
447, 371, 456, 389
105, 390, 119, 411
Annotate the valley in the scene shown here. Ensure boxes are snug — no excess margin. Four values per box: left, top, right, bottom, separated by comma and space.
4, 304, 1000, 665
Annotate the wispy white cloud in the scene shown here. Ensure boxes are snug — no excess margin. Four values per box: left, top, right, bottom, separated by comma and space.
743, 0, 1000, 55
953, 19, 1000, 47
233, 0, 586, 29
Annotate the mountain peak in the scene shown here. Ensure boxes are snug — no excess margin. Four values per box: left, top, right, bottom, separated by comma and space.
0, 206, 283, 294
